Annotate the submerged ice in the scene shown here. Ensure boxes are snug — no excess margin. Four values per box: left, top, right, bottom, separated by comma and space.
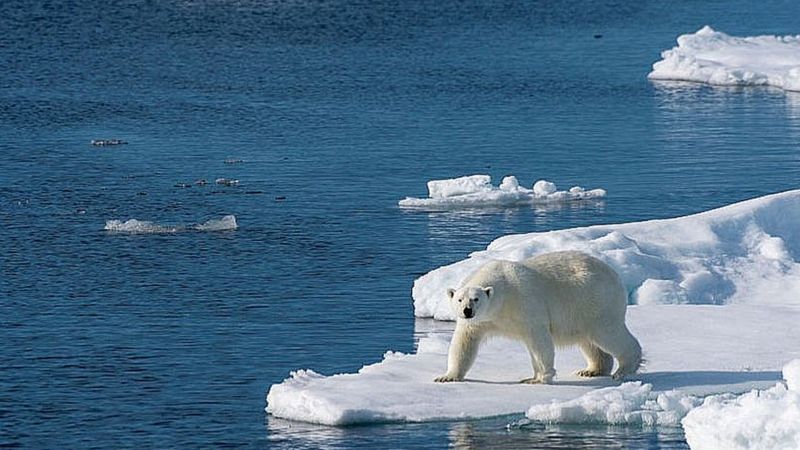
649, 26, 800, 91
398, 175, 605, 209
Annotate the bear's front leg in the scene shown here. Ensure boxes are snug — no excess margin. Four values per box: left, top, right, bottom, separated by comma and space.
434, 322, 483, 382
520, 327, 555, 384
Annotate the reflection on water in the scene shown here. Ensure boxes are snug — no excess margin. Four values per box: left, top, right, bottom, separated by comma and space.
265, 414, 689, 449
414, 200, 606, 251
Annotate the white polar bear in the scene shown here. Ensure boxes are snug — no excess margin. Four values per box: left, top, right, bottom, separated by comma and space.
434, 251, 642, 384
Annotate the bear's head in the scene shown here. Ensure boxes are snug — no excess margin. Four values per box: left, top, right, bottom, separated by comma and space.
446, 286, 494, 321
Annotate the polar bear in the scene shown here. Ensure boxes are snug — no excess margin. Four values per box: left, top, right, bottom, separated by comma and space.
434, 251, 641, 384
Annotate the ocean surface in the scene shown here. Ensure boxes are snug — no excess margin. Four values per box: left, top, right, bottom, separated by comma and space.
2, 0, 800, 448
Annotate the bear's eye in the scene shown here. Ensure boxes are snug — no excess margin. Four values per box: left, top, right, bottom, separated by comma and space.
457, 299, 462, 303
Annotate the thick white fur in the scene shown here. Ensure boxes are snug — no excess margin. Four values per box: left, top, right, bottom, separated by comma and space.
434, 251, 642, 384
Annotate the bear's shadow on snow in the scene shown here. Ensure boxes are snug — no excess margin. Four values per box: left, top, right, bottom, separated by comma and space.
638, 370, 780, 390
461, 370, 780, 390
461, 377, 618, 388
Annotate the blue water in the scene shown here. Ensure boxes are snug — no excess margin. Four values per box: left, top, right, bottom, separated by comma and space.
2, 0, 800, 448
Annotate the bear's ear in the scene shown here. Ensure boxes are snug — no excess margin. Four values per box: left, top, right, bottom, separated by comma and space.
446, 288, 456, 299
483, 286, 494, 298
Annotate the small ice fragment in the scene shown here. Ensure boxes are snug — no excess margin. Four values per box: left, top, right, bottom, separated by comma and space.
91, 139, 127, 146
224, 158, 244, 164
195, 215, 238, 231
215, 178, 240, 186
500, 176, 520, 191
427, 175, 492, 198
533, 180, 557, 196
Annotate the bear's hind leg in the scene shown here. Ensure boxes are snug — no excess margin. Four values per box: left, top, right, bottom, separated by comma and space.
592, 326, 642, 381
575, 342, 613, 377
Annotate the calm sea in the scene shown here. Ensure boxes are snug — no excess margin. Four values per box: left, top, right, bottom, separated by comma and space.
2, 0, 800, 448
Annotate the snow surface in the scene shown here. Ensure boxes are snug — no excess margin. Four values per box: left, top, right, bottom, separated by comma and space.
413, 190, 800, 320
398, 175, 605, 209
104, 215, 237, 233
682, 360, 800, 450
267, 304, 800, 425
649, 26, 800, 91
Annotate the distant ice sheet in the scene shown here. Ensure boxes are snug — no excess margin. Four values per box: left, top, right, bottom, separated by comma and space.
104, 215, 238, 233
398, 175, 605, 209
649, 26, 800, 91
266, 305, 800, 425
413, 190, 800, 320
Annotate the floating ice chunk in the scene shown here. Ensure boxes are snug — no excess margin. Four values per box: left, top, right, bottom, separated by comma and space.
215, 178, 240, 186
412, 189, 800, 320
104, 219, 177, 233
104, 215, 238, 233
91, 139, 127, 146
194, 215, 238, 231
399, 175, 605, 209
526, 382, 701, 427
533, 179, 557, 196
649, 26, 800, 91
682, 367, 800, 450
427, 175, 492, 199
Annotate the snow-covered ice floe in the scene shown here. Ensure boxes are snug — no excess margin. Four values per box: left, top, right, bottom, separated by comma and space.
267, 305, 800, 425
398, 175, 605, 209
414, 189, 800, 320
682, 360, 800, 450
267, 190, 800, 429
104, 215, 237, 233
649, 26, 800, 92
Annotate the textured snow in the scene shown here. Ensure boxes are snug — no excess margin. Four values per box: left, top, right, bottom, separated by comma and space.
413, 190, 800, 320
649, 26, 800, 91
525, 382, 701, 427
104, 215, 238, 233
682, 359, 800, 450
266, 304, 800, 425
398, 175, 605, 209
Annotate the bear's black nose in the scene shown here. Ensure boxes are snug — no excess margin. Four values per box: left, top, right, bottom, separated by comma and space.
463, 307, 473, 318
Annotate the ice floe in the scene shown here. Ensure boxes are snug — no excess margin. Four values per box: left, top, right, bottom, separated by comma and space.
682, 359, 800, 450
267, 190, 800, 428
267, 304, 800, 425
413, 190, 800, 320
649, 26, 800, 91
398, 175, 605, 209
104, 215, 238, 233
